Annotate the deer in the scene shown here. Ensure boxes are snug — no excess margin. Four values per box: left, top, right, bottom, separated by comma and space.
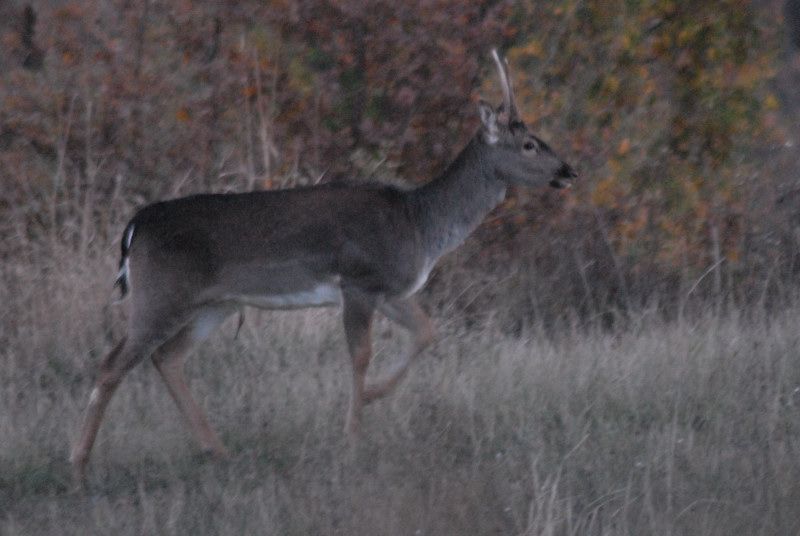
69, 50, 577, 486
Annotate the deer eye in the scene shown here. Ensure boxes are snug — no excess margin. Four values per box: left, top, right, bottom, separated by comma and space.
523, 141, 537, 151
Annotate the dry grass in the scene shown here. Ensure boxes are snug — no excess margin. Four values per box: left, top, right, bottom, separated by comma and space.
2, 182, 800, 535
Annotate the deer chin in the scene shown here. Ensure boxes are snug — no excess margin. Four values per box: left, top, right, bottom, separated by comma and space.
550, 177, 574, 189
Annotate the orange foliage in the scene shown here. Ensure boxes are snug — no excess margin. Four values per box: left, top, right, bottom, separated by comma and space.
0, 0, 792, 306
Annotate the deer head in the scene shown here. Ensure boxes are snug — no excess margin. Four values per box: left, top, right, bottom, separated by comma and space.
477, 49, 577, 189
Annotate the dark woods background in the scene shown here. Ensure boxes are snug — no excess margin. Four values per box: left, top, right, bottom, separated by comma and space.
2, 0, 800, 327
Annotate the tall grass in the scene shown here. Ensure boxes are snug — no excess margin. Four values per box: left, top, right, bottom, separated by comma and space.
2, 172, 800, 535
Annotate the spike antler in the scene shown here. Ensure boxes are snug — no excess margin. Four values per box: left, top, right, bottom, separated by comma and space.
491, 49, 521, 124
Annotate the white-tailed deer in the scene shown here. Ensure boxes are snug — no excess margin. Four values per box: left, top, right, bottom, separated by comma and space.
70, 50, 577, 485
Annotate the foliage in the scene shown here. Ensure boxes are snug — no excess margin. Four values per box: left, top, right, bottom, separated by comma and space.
4, 262, 800, 534
503, 1, 787, 297
263, 0, 517, 181
0, 0, 795, 315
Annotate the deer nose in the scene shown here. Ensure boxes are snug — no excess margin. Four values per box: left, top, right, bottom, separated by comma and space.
558, 162, 578, 180
550, 162, 577, 189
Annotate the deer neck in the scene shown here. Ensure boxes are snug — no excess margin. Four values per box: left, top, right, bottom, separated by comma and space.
410, 137, 507, 263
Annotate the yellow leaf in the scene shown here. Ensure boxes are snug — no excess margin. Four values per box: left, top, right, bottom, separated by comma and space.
605, 74, 620, 93
591, 177, 618, 207
735, 63, 760, 88
520, 39, 545, 59
243, 85, 257, 99
765, 94, 780, 111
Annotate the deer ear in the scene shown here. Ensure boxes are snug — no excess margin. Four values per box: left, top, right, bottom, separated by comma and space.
478, 99, 499, 145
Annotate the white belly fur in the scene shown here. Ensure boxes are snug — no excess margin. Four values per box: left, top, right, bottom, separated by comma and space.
226, 282, 343, 310
404, 259, 434, 297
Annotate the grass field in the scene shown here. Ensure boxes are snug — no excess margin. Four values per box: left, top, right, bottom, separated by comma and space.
1, 188, 800, 535
2, 236, 800, 535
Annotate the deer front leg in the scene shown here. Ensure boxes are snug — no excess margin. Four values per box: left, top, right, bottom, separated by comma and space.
342, 291, 376, 438
362, 297, 434, 403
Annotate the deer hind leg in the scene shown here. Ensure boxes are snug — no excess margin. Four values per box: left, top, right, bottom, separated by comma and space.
361, 297, 434, 403
70, 333, 164, 486
342, 291, 376, 438
150, 305, 234, 458
70, 300, 222, 487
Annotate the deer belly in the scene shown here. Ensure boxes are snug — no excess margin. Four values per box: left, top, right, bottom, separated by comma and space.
217, 261, 343, 310
403, 260, 434, 297
230, 281, 343, 310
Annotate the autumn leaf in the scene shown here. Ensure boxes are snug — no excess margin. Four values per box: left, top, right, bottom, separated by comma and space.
176, 108, 191, 122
